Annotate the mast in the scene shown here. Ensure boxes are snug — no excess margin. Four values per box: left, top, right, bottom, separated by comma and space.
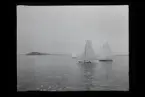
84, 40, 86, 61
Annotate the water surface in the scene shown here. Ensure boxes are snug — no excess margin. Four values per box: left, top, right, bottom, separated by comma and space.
17, 55, 129, 91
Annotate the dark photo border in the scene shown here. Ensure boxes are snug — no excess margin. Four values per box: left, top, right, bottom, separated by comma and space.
8, 1, 144, 96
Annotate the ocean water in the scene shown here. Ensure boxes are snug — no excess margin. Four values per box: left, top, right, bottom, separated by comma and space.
17, 55, 129, 91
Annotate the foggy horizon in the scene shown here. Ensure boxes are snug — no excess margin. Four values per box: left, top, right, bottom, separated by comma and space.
17, 6, 128, 55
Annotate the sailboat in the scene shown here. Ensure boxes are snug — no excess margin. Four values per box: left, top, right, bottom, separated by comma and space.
98, 42, 113, 61
72, 53, 77, 58
77, 40, 98, 63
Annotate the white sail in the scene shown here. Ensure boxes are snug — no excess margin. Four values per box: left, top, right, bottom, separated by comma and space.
72, 53, 77, 58
77, 40, 97, 61
98, 42, 113, 60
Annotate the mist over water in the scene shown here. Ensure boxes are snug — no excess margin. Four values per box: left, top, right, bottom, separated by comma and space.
17, 55, 129, 91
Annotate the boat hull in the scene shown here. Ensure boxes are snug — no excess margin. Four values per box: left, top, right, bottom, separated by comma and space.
77, 60, 99, 63
99, 59, 113, 62
77, 60, 91, 63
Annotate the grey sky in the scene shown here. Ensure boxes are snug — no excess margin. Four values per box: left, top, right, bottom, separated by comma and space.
17, 5, 128, 54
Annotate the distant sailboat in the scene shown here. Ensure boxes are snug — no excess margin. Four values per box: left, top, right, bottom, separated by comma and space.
98, 42, 113, 61
77, 40, 97, 63
72, 53, 77, 58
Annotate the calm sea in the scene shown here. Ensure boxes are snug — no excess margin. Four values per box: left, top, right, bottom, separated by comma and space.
17, 54, 129, 91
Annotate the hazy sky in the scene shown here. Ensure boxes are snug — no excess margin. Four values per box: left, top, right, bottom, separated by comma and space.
17, 5, 128, 54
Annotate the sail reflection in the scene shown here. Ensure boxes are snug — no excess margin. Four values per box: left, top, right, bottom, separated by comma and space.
100, 61, 113, 80
77, 62, 97, 90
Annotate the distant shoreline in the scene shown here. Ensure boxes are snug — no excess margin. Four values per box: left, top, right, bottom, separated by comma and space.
17, 54, 128, 56
25, 52, 50, 55
18, 52, 71, 56
26, 54, 70, 56
115, 54, 129, 56
17, 52, 128, 56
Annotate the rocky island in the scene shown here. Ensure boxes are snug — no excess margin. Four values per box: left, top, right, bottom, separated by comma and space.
26, 52, 71, 56
26, 52, 50, 55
